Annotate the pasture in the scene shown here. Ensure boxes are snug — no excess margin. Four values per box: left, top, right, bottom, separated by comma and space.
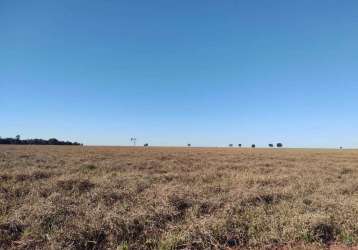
1, 146, 358, 249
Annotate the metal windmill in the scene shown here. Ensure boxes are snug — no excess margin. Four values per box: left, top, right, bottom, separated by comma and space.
130, 137, 137, 146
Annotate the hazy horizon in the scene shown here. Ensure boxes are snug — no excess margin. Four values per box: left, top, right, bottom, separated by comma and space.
1, 1, 358, 148
0, 135, 354, 149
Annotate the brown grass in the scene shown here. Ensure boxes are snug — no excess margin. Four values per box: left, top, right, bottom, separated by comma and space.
1, 145, 358, 249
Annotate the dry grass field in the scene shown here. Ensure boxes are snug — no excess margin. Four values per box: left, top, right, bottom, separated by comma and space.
1, 145, 358, 250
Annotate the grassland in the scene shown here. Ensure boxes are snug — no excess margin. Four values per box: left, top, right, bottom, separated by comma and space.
1, 145, 358, 249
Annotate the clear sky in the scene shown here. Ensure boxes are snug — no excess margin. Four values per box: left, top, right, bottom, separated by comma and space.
1, 1, 358, 147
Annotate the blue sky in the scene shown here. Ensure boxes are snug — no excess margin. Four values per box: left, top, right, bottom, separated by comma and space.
1, 1, 358, 147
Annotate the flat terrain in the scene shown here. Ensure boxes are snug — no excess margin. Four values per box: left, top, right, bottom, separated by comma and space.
1, 146, 358, 249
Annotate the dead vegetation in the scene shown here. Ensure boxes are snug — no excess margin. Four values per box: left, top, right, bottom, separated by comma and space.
1, 145, 358, 249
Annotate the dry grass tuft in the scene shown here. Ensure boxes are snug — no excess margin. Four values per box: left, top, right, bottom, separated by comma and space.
57, 179, 95, 193
0, 222, 26, 248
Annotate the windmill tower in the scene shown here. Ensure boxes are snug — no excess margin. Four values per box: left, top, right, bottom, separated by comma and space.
130, 137, 137, 146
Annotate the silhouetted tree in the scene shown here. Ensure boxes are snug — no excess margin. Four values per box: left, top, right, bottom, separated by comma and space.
48, 138, 59, 145
269, 144, 274, 148
238, 144, 242, 147
277, 143, 283, 148
187, 144, 191, 147
229, 144, 233, 147
251, 144, 256, 148
144, 143, 149, 147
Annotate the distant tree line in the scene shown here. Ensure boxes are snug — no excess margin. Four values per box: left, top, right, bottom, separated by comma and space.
0, 135, 82, 146
228, 143, 283, 148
